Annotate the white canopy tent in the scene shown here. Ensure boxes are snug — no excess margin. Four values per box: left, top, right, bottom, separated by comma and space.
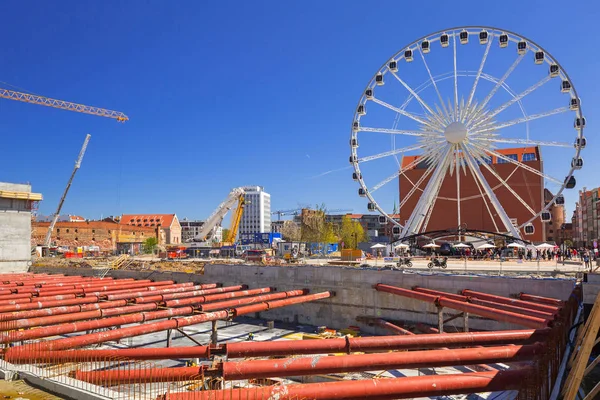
535, 243, 555, 249
476, 243, 496, 250
453, 243, 470, 248
423, 243, 440, 248
507, 243, 525, 248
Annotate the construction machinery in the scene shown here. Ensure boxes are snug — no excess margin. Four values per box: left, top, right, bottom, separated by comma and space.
194, 187, 246, 244
0, 86, 128, 121
43, 135, 91, 248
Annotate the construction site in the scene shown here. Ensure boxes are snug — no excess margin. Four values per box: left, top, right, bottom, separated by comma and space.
1, 19, 600, 400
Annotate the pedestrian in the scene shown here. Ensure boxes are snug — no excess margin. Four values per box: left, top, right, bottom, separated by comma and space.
248, 332, 254, 341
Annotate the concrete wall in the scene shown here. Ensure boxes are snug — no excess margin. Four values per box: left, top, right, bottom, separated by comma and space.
0, 182, 34, 273
34, 264, 576, 335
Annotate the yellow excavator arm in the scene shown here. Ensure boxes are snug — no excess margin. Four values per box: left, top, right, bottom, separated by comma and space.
0, 87, 128, 121
226, 194, 245, 243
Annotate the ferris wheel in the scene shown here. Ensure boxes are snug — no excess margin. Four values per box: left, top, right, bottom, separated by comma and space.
350, 26, 585, 240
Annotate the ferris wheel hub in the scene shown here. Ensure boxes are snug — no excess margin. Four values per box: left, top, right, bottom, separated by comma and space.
443, 121, 468, 144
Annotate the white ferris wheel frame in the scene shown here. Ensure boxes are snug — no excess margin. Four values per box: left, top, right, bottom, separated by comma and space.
350, 26, 585, 240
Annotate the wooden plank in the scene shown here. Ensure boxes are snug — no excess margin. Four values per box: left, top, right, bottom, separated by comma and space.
583, 381, 600, 400
562, 292, 600, 400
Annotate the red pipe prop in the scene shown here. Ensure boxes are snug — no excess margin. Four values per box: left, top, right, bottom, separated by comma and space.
375, 284, 550, 329
133, 285, 246, 304
438, 297, 549, 329
365, 318, 414, 335
0, 300, 127, 322
519, 292, 564, 306
0, 296, 99, 313
198, 290, 307, 312
9, 303, 158, 330
28, 291, 332, 351
159, 368, 533, 400
462, 289, 559, 313
413, 287, 555, 319
221, 343, 545, 380
5, 329, 547, 363
163, 287, 273, 308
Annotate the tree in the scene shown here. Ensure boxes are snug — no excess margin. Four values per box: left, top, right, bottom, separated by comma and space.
221, 228, 231, 242
339, 216, 367, 249
281, 221, 301, 241
143, 237, 158, 254
563, 239, 574, 248
320, 222, 339, 243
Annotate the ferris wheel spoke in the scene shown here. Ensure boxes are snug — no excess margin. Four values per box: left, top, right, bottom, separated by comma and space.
418, 47, 451, 123
466, 145, 538, 216
470, 142, 563, 185
389, 71, 445, 126
400, 145, 453, 237
455, 147, 462, 230
371, 97, 443, 130
464, 149, 500, 233
369, 156, 423, 193
477, 137, 571, 148
359, 126, 440, 137
453, 32, 459, 121
358, 143, 427, 163
460, 144, 521, 238
469, 53, 526, 123
470, 75, 552, 129
399, 161, 437, 208
470, 106, 571, 136
464, 37, 494, 122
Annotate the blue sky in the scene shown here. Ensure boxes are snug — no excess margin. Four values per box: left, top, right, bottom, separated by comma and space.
1, 1, 598, 222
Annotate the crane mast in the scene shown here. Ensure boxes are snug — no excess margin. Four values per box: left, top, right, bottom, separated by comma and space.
195, 187, 245, 242
44, 134, 91, 247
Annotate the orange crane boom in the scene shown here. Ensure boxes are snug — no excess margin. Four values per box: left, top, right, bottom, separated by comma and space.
0, 87, 128, 121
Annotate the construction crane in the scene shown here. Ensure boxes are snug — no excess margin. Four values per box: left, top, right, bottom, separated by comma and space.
44, 134, 91, 247
225, 194, 246, 243
272, 208, 353, 220
0, 87, 128, 121
195, 187, 246, 243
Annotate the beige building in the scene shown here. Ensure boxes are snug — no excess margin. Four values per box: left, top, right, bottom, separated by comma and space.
120, 214, 182, 244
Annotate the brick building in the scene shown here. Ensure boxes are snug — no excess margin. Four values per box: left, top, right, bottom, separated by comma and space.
573, 187, 600, 248
32, 221, 158, 253
400, 147, 545, 241
120, 214, 181, 244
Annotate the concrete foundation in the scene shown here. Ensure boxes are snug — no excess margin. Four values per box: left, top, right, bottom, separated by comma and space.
33, 264, 575, 334
0, 182, 38, 273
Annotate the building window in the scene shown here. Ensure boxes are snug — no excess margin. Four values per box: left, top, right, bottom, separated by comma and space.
497, 154, 517, 164
66, 229, 70, 233
522, 153, 536, 162
108, 230, 111, 234
75, 229, 78, 233
549, 229, 554, 234
92, 229, 95, 233
56, 229, 60, 233
75, 237, 78, 241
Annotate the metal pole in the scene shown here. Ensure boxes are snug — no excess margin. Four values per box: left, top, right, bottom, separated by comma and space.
437, 306, 444, 333
464, 312, 469, 332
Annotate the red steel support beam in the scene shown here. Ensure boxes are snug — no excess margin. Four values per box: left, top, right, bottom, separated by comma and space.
133, 285, 247, 304
518, 292, 564, 307
73, 344, 543, 384
220, 343, 544, 380
462, 289, 559, 313
5, 329, 548, 364
16, 291, 332, 351
158, 368, 533, 400
0, 300, 127, 322
413, 287, 555, 319
163, 287, 273, 308
198, 290, 307, 312
375, 284, 550, 329
0, 296, 100, 313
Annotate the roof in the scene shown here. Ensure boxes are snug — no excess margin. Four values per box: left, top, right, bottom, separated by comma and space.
120, 214, 177, 228
401, 146, 540, 168
69, 215, 86, 222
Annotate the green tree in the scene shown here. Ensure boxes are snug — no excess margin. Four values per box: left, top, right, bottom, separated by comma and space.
143, 237, 158, 254
320, 222, 339, 243
563, 239, 574, 248
339, 216, 368, 249
221, 228, 231, 242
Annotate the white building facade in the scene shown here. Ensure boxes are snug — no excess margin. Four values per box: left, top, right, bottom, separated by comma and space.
240, 186, 271, 234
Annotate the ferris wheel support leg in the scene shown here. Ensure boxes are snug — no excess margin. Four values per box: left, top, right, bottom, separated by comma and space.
400, 146, 452, 238
460, 145, 522, 239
